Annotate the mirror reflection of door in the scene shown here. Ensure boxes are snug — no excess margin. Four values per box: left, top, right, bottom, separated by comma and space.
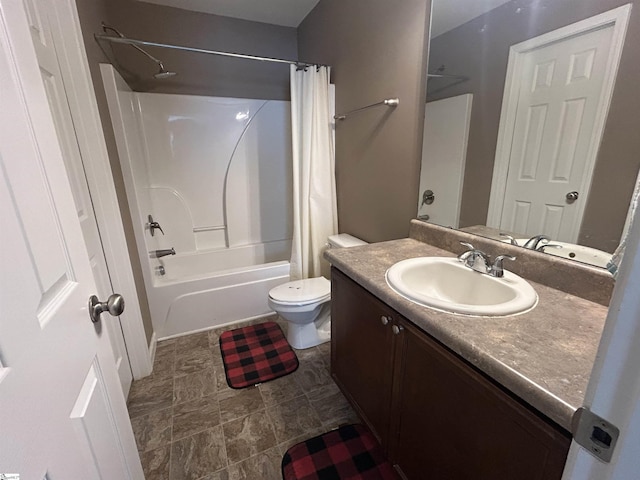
419, 0, 636, 266
418, 94, 472, 228
487, 9, 628, 243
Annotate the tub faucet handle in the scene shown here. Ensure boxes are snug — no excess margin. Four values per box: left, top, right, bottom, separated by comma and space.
147, 214, 164, 236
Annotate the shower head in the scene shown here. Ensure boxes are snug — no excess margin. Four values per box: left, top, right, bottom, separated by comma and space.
100, 23, 177, 79
154, 63, 177, 79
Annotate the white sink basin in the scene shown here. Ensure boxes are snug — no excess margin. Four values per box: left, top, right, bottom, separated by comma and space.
513, 239, 611, 269
385, 257, 537, 316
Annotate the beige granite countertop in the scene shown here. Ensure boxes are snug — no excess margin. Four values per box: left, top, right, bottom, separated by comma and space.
325, 236, 609, 432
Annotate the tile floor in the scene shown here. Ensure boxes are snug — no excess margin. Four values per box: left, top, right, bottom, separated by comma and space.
128, 315, 359, 480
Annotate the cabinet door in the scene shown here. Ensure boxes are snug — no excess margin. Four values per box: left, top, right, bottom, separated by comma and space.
331, 268, 396, 448
391, 321, 570, 480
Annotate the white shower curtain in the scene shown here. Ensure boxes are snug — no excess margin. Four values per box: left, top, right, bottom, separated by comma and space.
608, 168, 640, 278
289, 65, 338, 280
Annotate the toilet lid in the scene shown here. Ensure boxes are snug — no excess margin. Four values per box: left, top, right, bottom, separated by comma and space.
269, 277, 330, 304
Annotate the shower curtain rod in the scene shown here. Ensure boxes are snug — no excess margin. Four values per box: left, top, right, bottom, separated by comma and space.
334, 98, 399, 121
94, 34, 326, 69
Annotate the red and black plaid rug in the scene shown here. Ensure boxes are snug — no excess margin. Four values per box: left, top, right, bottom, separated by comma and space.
282, 424, 399, 480
219, 321, 299, 389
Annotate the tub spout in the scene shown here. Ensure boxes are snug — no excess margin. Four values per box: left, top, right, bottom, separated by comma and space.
154, 248, 176, 258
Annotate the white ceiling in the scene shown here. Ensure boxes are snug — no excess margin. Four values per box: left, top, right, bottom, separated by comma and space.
136, 0, 321, 27
431, 0, 514, 37
136, 0, 511, 34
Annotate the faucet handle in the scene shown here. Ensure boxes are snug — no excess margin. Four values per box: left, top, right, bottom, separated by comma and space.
491, 255, 516, 277
457, 241, 475, 261
458, 241, 490, 273
459, 241, 475, 251
499, 233, 518, 246
458, 241, 487, 257
537, 244, 563, 252
147, 214, 165, 236
150, 222, 164, 236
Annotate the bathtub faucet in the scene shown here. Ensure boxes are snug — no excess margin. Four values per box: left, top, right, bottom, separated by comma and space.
154, 248, 176, 258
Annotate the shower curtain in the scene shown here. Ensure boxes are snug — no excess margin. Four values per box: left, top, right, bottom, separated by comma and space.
608, 168, 640, 278
289, 65, 338, 280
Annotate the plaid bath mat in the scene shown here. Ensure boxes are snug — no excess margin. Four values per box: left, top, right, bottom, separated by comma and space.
282, 424, 399, 480
219, 321, 299, 389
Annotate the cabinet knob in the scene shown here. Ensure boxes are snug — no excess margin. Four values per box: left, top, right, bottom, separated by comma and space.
392, 324, 404, 335
381, 315, 391, 326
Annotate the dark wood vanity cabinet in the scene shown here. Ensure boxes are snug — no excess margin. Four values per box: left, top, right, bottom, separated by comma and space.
330, 267, 397, 446
331, 268, 571, 480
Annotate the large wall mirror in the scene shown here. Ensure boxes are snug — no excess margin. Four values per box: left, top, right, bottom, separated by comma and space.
417, 0, 640, 269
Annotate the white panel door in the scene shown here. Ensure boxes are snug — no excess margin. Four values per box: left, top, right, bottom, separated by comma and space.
23, 0, 132, 395
498, 24, 614, 241
0, 1, 143, 477
418, 94, 473, 228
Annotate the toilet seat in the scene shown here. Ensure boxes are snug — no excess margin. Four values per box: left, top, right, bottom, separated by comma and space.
268, 277, 330, 306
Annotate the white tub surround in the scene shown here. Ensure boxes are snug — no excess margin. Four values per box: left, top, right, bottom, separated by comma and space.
136, 93, 293, 253
101, 64, 294, 338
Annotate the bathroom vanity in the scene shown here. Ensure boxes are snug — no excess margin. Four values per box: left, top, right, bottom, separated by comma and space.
326, 221, 612, 479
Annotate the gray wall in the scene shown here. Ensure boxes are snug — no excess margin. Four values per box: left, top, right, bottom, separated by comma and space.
298, 0, 432, 242
74, 0, 300, 344
428, 0, 640, 253
104, 0, 297, 99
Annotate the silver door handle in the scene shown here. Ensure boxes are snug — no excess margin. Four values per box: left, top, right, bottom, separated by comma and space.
89, 294, 125, 323
566, 191, 579, 202
381, 315, 391, 326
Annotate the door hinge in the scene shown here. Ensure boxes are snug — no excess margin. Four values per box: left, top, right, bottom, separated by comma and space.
571, 407, 619, 463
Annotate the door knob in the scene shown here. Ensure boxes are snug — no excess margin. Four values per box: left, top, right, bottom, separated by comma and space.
89, 294, 125, 323
381, 315, 391, 326
566, 191, 579, 202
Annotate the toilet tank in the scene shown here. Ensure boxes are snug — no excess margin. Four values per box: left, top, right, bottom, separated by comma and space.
327, 233, 368, 249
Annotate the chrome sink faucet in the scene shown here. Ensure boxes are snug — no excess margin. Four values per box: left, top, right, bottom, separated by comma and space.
458, 242, 490, 274
458, 242, 516, 278
523, 235, 550, 250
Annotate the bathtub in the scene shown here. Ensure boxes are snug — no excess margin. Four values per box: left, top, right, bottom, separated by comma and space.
149, 241, 291, 339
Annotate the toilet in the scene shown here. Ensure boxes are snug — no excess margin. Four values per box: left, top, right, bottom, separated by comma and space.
268, 234, 368, 349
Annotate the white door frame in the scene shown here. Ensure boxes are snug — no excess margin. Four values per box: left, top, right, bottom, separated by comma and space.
563, 190, 640, 478
487, 4, 631, 238
46, 0, 153, 378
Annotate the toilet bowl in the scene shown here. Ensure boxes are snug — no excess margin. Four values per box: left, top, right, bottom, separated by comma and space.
268, 234, 367, 349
